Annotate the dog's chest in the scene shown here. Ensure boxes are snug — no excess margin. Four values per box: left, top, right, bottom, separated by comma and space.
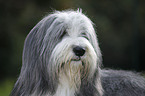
54, 67, 81, 96
54, 84, 76, 96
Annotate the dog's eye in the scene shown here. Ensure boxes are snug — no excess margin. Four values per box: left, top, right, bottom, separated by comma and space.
60, 31, 67, 39
81, 33, 89, 40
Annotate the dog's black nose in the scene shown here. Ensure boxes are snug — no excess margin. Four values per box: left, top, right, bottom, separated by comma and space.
73, 46, 86, 57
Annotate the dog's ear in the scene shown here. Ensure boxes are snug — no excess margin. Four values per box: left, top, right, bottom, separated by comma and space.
86, 26, 102, 68
11, 15, 61, 95
22, 14, 59, 64
93, 34, 102, 68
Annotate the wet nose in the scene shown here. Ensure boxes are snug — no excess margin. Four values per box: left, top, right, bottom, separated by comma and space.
73, 46, 86, 57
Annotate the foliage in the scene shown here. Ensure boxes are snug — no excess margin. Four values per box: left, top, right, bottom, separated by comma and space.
0, 79, 14, 96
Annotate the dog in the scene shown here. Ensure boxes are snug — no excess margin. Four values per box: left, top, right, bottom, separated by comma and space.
10, 9, 145, 96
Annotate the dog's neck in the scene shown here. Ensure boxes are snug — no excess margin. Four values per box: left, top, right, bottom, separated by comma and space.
54, 61, 82, 96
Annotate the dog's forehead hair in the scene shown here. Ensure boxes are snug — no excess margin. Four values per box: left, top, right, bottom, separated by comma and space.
54, 11, 95, 37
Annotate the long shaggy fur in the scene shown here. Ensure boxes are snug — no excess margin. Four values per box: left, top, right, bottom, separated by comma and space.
10, 9, 145, 96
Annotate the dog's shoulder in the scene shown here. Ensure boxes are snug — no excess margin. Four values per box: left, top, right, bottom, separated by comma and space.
101, 69, 145, 96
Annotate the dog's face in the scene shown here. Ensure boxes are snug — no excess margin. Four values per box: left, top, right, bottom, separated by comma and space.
38, 11, 102, 86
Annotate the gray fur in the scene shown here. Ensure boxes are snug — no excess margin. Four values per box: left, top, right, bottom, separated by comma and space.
101, 69, 145, 96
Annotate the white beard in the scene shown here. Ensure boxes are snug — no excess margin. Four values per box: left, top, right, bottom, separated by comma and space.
54, 61, 82, 96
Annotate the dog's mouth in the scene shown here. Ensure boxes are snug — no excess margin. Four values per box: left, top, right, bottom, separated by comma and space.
71, 56, 81, 61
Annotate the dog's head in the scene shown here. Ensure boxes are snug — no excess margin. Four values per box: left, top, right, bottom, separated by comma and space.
17, 9, 102, 95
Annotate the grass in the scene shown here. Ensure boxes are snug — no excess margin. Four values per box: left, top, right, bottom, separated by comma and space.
0, 79, 15, 96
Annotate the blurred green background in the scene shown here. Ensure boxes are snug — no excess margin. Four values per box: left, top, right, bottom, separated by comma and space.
0, 0, 145, 95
